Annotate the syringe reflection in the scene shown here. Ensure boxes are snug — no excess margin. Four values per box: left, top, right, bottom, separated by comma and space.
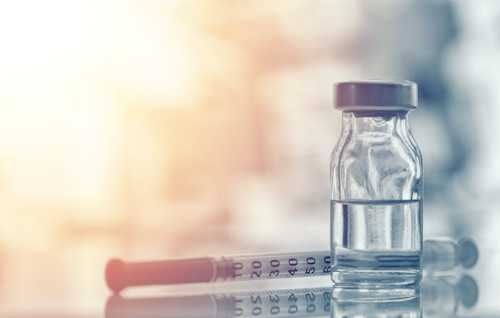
105, 274, 478, 318
106, 287, 332, 318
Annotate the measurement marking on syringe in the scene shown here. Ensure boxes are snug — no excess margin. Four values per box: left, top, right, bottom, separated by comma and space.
232, 253, 331, 280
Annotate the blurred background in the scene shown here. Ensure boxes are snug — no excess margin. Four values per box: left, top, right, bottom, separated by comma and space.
0, 0, 499, 316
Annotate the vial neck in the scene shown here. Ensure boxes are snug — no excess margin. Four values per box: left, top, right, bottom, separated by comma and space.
332, 110, 422, 202
344, 111, 410, 136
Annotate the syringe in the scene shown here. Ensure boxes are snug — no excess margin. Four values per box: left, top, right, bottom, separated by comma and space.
106, 250, 331, 293
106, 237, 478, 292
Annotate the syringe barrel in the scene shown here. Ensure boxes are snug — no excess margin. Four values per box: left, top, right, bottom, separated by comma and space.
214, 251, 330, 282
106, 251, 331, 292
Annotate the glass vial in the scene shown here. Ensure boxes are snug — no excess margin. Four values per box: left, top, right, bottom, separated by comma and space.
423, 237, 478, 273
330, 80, 423, 285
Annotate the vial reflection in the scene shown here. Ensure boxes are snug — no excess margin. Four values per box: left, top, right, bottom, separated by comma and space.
330, 286, 422, 318
421, 274, 478, 316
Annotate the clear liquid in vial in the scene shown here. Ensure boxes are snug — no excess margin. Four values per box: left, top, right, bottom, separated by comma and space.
331, 200, 422, 285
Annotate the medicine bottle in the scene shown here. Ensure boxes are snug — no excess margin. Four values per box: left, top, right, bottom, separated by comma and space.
330, 80, 423, 285
423, 237, 478, 273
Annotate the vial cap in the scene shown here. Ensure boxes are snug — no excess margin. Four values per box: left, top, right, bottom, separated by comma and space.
333, 80, 418, 111
458, 237, 479, 269
457, 274, 479, 308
